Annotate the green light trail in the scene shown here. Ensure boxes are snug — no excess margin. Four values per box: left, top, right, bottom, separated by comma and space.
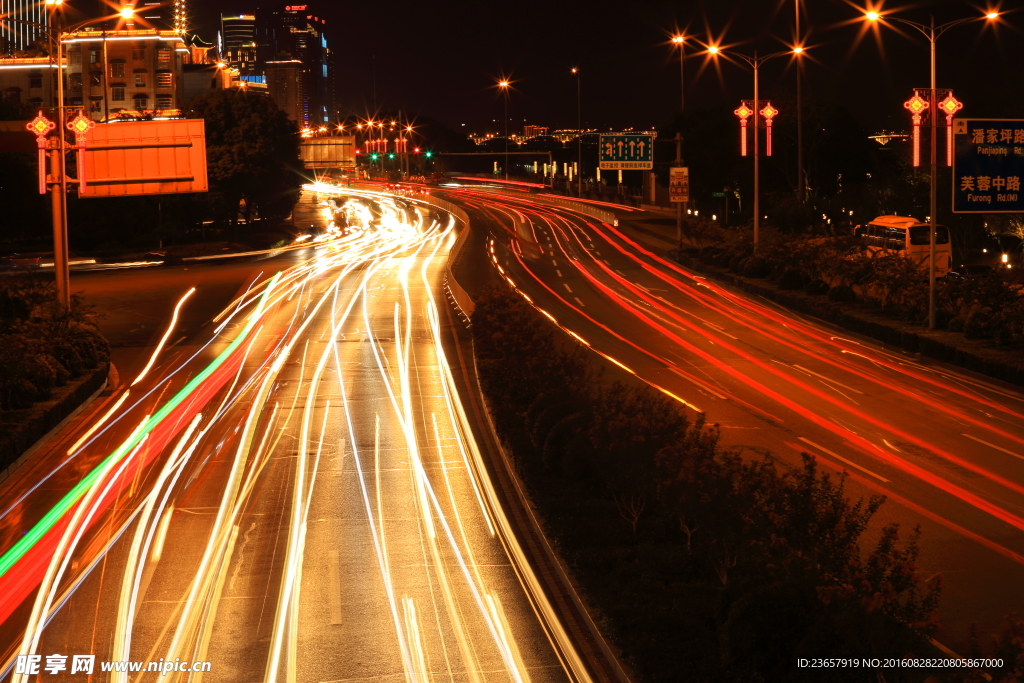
0, 273, 282, 581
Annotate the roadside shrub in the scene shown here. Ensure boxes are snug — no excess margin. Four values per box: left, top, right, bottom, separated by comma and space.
742, 256, 771, 279
0, 275, 108, 412
805, 279, 829, 296
828, 284, 856, 303
778, 268, 807, 290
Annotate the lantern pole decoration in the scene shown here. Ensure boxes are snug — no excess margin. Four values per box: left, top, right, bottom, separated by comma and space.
759, 102, 779, 157
904, 92, 929, 167
26, 111, 56, 195
734, 102, 753, 157
938, 93, 963, 167
67, 110, 96, 193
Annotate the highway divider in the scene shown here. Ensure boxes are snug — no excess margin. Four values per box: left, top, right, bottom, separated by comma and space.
415, 194, 476, 318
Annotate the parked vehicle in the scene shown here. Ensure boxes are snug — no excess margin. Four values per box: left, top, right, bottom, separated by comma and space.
853, 215, 952, 276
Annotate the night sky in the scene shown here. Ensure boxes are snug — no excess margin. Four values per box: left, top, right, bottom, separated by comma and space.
196, 0, 1020, 135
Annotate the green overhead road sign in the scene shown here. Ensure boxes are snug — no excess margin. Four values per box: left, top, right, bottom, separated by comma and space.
599, 132, 655, 170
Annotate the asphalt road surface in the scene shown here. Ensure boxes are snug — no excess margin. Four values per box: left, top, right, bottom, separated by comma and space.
0, 187, 582, 683
441, 185, 1024, 652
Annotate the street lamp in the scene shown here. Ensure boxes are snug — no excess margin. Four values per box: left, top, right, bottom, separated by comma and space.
708, 44, 803, 252
864, 7, 999, 330
670, 35, 685, 112
571, 67, 581, 196
498, 79, 510, 180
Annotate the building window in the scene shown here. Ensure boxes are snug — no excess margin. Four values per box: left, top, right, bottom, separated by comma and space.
29, 73, 42, 89
4, 87, 21, 103
68, 49, 81, 65
111, 86, 126, 102
110, 62, 125, 78
134, 72, 147, 87
156, 71, 172, 88
133, 93, 148, 110
90, 99, 101, 113
69, 73, 83, 89
156, 95, 172, 109
90, 49, 100, 64
157, 48, 171, 64
90, 71, 102, 87
132, 47, 145, 61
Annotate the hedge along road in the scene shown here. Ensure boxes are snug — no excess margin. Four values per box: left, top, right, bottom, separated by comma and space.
442, 186, 1024, 654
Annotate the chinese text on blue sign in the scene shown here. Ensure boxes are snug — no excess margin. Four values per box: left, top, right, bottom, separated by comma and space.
598, 133, 655, 170
952, 118, 1024, 213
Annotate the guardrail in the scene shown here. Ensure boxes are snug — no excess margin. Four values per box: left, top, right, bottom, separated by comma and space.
415, 194, 476, 319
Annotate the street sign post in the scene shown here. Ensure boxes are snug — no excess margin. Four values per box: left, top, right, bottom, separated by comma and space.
669, 166, 689, 203
952, 118, 1024, 213
599, 132, 655, 170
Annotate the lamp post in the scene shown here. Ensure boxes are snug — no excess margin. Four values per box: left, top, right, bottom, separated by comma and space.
671, 35, 685, 112
571, 67, 581, 196
708, 44, 802, 252
498, 79, 510, 180
795, 0, 805, 204
670, 35, 687, 246
865, 8, 999, 330
10, 2, 134, 309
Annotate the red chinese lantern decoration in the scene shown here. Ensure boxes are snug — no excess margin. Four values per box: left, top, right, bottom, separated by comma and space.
904, 93, 929, 167
760, 103, 779, 157
938, 93, 963, 167
67, 111, 96, 192
26, 111, 55, 195
734, 102, 753, 157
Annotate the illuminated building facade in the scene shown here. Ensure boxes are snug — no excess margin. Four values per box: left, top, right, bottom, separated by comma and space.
63, 29, 188, 121
0, 0, 48, 55
220, 14, 257, 74
255, 4, 332, 126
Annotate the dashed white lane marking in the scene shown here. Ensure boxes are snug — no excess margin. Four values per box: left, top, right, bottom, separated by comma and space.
798, 437, 889, 482
962, 434, 1024, 461
563, 283, 573, 293
792, 364, 864, 395
556, 270, 563, 277
574, 297, 585, 307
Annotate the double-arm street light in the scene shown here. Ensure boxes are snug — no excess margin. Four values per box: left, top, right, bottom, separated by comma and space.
708, 44, 803, 252
5, 1, 135, 308
864, 8, 999, 330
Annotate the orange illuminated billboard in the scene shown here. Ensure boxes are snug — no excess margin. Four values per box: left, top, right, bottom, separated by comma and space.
79, 119, 208, 197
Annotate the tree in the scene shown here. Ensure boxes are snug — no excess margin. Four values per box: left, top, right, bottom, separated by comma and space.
183, 90, 302, 227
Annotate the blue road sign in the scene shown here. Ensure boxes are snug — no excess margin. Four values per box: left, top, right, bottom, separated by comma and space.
599, 132, 655, 170
953, 118, 1024, 213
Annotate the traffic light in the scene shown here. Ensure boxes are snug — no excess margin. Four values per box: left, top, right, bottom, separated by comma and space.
425, 151, 433, 158
388, 152, 395, 159
370, 152, 379, 161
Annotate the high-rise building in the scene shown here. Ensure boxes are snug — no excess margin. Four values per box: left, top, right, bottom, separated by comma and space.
220, 14, 256, 74
0, 0, 49, 55
255, 4, 332, 126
